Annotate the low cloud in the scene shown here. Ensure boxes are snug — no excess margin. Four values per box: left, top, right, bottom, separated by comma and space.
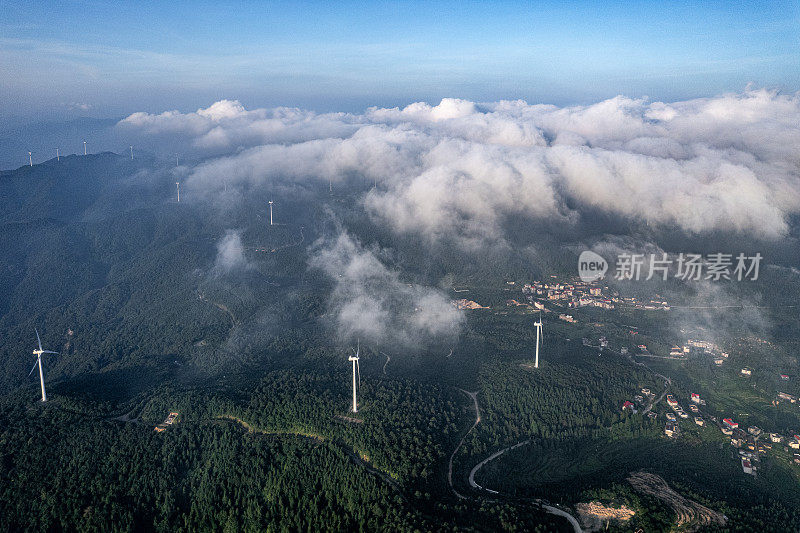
212, 229, 250, 274
309, 232, 463, 346
119, 89, 800, 243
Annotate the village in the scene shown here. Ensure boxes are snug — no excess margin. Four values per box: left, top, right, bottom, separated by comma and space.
620, 384, 800, 477
455, 276, 800, 479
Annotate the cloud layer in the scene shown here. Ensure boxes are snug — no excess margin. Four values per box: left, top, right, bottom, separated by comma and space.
309, 233, 463, 346
119, 89, 800, 242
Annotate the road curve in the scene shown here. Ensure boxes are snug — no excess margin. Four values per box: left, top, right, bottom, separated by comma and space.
448, 389, 480, 499
468, 440, 583, 533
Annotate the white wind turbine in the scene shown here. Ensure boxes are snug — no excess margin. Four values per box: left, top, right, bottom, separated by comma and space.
56, 148, 59, 161
348, 342, 361, 413
176, 182, 181, 202
268, 200, 273, 225
29, 329, 58, 402
83, 141, 87, 155
534, 311, 543, 369
28, 152, 32, 167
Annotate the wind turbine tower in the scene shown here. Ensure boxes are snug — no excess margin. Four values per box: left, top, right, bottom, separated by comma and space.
534, 312, 543, 369
348, 343, 361, 413
269, 200, 273, 225
56, 148, 59, 161
29, 329, 58, 402
176, 182, 181, 203
130, 146, 133, 160
28, 152, 32, 166
83, 141, 87, 155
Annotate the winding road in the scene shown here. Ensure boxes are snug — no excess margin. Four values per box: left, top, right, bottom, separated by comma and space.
467, 440, 583, 533
448, 388, 583, 532
448, 389, 480, 499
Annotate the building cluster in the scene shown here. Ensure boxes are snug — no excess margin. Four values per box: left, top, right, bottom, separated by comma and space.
666, 339, 730, 364
618, 296, 671, 311
154, 412, 178, 433
522, 280, 615, 309
452, 299, 489, 310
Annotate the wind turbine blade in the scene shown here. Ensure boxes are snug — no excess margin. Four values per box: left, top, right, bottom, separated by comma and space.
41, 351, 58, 355
28, 361, 38, 377
356, 359, 361, 387
35, 329, 42, 352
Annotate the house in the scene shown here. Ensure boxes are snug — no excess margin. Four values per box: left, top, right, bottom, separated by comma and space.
666, 395, 678, 407
622, 400, 635, 412
740, 368, 752, 377
721, 427, 733, 436
731, 437, 743, 448
634, 395, 644, 404
741, 458, 754, 475
641, 388, 651, 396
677, 410, 689, 419
666, 412, 677, 422
694, 417, 704, 426
691, 393, 701, 404
723, 418, 738, 430
689, 404, 699, 413
714, 358, 725, 365
748, 426, 762, 437
665, 423, 678, 437
778, 392, 797, 403
789, 440, 799, 450
770, 433, 783, 443
781, 374, 790, 381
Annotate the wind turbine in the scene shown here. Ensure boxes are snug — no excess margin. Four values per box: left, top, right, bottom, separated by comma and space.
83, 141, 87, 155
348, 342, 361, 413
28, 152, 32, 166
268, 200, 273, 225
534, 311, 543, 369
56, 148, 59, 161
176, 154, 179, 167
130, 146, 133, 160
176, 182, 181, 203
29, 329, 58, 402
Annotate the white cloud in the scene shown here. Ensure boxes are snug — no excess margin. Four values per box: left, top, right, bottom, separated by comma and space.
308, 232, 463, 346
213, 229, 250, 274
120, 88, 800, 242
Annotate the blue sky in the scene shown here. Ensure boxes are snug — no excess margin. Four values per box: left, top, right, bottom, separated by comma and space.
1, 0, 798, 121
